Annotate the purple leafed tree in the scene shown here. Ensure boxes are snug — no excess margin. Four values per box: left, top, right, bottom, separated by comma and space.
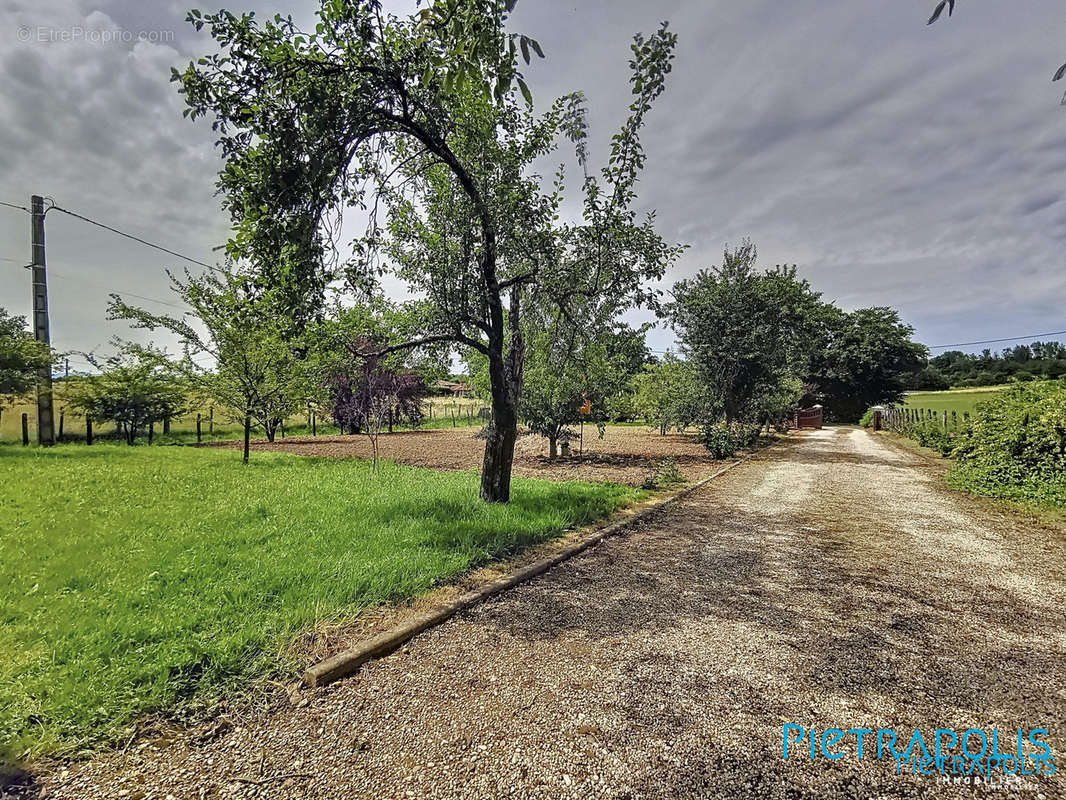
325, 339, 426, 466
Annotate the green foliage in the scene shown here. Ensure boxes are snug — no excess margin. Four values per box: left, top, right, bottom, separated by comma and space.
908, 417, 958, 457
806, 306, 927, 422
641, 456, 685, 490
699, 422, 760, 459
946, 381, 1066, 505
0, 307, 53, 403
109, 268, 314, 445
927, 344, 1066, 387
176, 0, 679, 502
64, 347, 187, 444
631, 354, 704, 433
508, 314, 648, 454
669, 240, 822, 425
0, 445, 640, 758
859, 408, 874, 428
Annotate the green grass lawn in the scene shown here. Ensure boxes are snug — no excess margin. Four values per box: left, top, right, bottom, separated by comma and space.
902, 385, 1007, 415
0, 445, 640, 760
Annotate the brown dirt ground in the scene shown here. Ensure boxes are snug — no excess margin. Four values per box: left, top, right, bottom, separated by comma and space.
212, 426, 720, 487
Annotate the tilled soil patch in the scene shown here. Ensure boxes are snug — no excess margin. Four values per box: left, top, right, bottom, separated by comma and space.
212, 426, 720, 487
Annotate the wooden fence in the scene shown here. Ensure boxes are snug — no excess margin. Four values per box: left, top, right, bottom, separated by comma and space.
877, 406, 969, 435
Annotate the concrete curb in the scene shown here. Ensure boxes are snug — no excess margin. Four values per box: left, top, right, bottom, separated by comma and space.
303, 453, 755, 688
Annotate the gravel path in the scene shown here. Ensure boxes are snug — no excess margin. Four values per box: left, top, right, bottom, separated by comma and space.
27, 428, 1066, 799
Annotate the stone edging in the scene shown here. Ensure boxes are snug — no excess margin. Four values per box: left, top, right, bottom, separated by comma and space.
303, 453, 755, 687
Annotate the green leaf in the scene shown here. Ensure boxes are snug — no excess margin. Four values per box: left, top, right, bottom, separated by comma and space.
517, 77, 532, 106
529, 39, 544, 59
520, 36, 530, 65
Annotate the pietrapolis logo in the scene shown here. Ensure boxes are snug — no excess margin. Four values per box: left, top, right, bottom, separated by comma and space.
782, 724, 1055, 779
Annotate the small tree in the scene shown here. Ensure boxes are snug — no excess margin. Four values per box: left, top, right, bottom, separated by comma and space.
0, 307, 53, 405
66, 346, 186, 445
632, 354, 703, 435
326, 339, 426, 469
109, 268, 313, 462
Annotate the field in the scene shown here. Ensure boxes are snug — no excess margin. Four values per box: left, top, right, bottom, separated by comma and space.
0, 388, 485, 444
901, 385, 1006, 415
216, 424, 720, 487
0, 444, 640, 759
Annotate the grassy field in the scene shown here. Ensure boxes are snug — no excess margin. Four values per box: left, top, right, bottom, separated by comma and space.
0, 445, 639, 759
1, 389, 486, 444
902, 385, 1007, 415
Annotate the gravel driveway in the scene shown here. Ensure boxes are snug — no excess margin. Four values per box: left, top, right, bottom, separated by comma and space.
28, 428, 1066, 799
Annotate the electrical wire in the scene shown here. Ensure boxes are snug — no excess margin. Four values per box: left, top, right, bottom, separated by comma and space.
0, 200, 29, 213
46, 204, 218, 271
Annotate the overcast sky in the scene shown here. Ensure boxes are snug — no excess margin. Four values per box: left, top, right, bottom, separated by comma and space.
1, 0, 1064, 371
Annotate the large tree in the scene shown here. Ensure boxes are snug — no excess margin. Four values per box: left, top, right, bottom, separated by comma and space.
668, 241, 822, 425
178, 0, 678, 501
0, 308, 53, 404
805, 306, 927, 422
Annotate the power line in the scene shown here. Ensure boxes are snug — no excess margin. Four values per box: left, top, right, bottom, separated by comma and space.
926, 330, 1066, 350
0, 200, 29, 213
46, 203, 218, 271
2, 261, 189, 311
654, 329, 1066, 354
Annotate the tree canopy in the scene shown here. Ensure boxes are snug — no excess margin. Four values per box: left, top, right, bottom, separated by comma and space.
0, 308, 53, 403
177, 0, 679, 500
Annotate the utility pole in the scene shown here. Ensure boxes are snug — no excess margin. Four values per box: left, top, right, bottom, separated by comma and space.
30, 195, 55, 446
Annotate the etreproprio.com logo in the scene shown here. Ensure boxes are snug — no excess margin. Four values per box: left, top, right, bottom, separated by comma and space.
781, 724, 1055, 779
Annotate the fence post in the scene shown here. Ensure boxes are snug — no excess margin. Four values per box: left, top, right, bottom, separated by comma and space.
312, 411, 317, 437
22, 413, 29, 446
209, 406, 214, 435
196, 413, 202, 443
58, 407, 64, 440
951, 410, 957, 430
86, 415, 93, 446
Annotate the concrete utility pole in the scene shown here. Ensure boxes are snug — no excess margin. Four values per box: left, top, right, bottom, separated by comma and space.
30, 195, 55, 446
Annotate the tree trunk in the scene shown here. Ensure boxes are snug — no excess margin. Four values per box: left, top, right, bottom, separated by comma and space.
243, 413, 251, 464
479, 291, 522, 503
480, 399, 518, 503
548, 435, 558, 460
265, 420, 277, 443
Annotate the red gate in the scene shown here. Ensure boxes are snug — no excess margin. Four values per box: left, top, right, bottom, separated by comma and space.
794, 405, 823, 430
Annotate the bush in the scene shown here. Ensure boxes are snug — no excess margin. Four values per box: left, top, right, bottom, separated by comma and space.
859, 408, 874, 428
909, 418, 958, 457
947, 380, 1066, 504
700, 422, 760, 458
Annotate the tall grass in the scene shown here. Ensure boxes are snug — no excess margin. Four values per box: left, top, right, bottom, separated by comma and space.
0, 445, 638, 759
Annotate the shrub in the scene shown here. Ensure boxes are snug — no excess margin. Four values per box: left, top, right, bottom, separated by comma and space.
859, 408, 874, 428
909, 418, 958, 457
947, 380, 1066, 504
700, 422, 760, 458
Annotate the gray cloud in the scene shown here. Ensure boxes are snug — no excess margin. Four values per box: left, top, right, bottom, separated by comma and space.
1, 0, 1063, 365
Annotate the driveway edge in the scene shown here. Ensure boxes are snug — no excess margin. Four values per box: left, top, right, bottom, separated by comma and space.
303, 451, 756, 687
